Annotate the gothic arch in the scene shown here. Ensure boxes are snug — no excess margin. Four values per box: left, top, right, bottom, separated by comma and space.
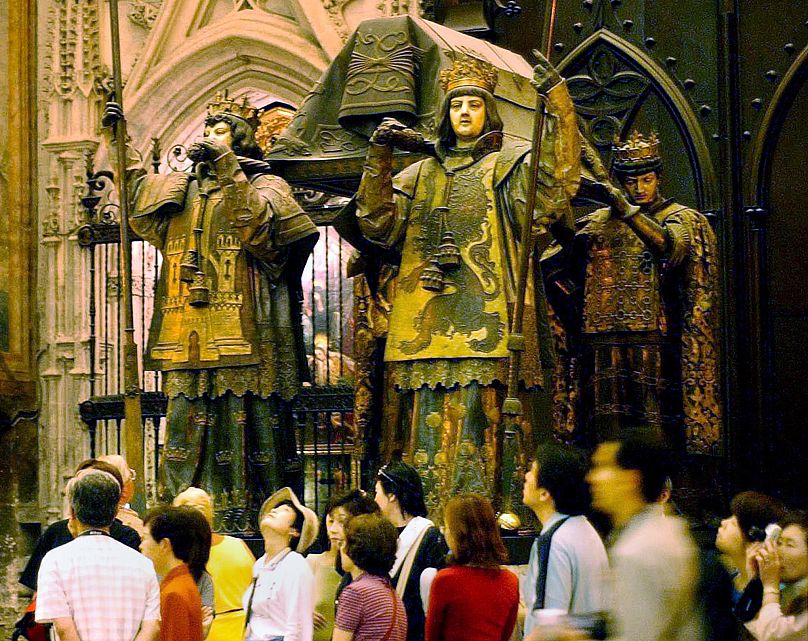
557, 29, 718, 210
122, 10, 330, 152
748, 44, 808, 205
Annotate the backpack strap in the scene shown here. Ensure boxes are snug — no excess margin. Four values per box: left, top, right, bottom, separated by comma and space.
534, 517, 571, 610
395, 525, 431, 599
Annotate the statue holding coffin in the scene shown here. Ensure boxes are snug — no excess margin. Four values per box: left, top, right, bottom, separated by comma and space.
103, 92, 319, 530
353, 55, 580, 520
544, 132, 721, 454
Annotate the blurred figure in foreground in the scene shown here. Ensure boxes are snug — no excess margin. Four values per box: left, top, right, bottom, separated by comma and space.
425, 494, 518, 641
585, 435, 703, 641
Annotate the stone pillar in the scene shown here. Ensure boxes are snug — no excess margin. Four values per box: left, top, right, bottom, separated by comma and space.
37, 0, 108, 521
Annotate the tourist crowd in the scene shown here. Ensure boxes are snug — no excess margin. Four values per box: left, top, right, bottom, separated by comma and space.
19, 434, 807, 641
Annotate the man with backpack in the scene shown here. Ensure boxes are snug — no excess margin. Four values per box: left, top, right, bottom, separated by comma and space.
521, 442, 608, 637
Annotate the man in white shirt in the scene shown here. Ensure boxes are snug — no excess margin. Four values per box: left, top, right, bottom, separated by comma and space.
521, 442, 609, 637
36, 470, 160, 641
587, 434, 704, 641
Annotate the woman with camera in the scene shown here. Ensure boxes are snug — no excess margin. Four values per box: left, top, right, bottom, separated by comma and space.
745, 511, 808, 641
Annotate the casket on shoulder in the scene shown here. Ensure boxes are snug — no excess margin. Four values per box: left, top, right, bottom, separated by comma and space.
266, 15, 536, 196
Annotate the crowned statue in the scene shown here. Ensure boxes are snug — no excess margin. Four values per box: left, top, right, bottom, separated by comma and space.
354, 54, 581, 521
104, 92, 319, 530
544, 131, 721, 454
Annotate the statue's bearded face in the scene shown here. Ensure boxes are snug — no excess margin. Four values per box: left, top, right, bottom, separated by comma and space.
449, 94, 486, 144
203, 119, 234, 150
622, 171, 660, 206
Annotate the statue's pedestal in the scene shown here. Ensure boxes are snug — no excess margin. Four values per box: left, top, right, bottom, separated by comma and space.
503, 533, 535, 565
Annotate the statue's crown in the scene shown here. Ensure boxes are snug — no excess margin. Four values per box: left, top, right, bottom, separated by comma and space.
439, 55, 498, 94
613, 130, 661, 164
206, 90, 260, 130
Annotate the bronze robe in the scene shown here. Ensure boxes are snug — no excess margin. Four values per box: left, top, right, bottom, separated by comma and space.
544, 199, 721, 454
355, 85, 580, 521
130, 165, 318, 530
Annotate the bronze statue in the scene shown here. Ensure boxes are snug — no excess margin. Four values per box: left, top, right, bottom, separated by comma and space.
544, 132, 721, 454
354, 55, 580, 521
103, 92, 319, 531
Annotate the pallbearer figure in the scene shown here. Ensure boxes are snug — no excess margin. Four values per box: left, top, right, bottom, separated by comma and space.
103, 92, 318, 530
355, 54, 580, 521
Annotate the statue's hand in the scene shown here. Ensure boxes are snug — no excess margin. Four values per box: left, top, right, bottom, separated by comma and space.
188, 138, 231, 164
531, 50, 562, 95
370, 117, 408, 146
101, 101, 124, 128
606, 183, 640, 220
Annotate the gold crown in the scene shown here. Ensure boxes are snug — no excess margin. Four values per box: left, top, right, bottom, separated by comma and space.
206, 90, 260, 130
613, 130, 661, 164
439, 55, 498, 94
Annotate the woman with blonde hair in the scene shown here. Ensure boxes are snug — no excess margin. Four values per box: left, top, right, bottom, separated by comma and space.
98, 453, 145, 536
174, 487, 255, 641
424, 494, 518, 641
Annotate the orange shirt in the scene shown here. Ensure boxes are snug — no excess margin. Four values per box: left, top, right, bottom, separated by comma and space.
160, 564, 203, 641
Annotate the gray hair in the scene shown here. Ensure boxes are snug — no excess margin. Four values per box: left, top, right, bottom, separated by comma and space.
69, 470, 121, 528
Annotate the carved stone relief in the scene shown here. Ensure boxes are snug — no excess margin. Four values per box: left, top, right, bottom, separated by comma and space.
128, 0, 163, 30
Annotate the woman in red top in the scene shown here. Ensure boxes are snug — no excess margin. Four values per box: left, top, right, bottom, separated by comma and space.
424, 494, 518, 641
141, 506, 212, 641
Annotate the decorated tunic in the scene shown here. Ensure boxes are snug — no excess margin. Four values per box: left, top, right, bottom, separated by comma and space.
545, 198, 721, 453
130, 168, 318, 400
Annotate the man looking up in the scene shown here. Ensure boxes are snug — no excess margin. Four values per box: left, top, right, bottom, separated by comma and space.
244, 487, 317, 641
586, 435, 704, 641
35, 470, 160, 641
521, 442, 608, 637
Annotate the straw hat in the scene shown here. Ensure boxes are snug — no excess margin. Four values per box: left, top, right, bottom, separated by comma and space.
259, 487, 319, 553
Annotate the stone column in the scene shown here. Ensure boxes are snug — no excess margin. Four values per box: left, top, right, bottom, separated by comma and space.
36, 0, 108, 521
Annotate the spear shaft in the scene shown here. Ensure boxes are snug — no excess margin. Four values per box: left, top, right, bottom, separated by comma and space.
497, 0, 559, 524
107, 0, 144, 507
503, 0, 559, 414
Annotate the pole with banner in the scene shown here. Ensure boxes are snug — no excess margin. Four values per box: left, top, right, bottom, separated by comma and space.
106, 0, 145, 509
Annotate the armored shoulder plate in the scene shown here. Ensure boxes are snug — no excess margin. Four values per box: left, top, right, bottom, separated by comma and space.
132, 172, 192, 218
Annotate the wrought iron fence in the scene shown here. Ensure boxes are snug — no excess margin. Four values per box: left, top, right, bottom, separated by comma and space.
76, 144, 363, 516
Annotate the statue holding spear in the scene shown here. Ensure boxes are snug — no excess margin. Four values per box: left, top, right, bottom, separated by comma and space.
353, 27, 580, 522
103, 1, 319, 530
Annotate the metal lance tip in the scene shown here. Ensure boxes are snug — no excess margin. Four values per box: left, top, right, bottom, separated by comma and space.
420, 259, 445, 292
437, 229, 461, 271
188, 271, 210, 307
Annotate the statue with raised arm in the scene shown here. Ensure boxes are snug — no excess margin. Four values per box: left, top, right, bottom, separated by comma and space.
544, 132, 721, 454
103, 92, 319, 531
354, 54, 580, 521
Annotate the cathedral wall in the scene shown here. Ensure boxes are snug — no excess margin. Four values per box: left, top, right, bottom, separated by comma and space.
0, 0, 38, 633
